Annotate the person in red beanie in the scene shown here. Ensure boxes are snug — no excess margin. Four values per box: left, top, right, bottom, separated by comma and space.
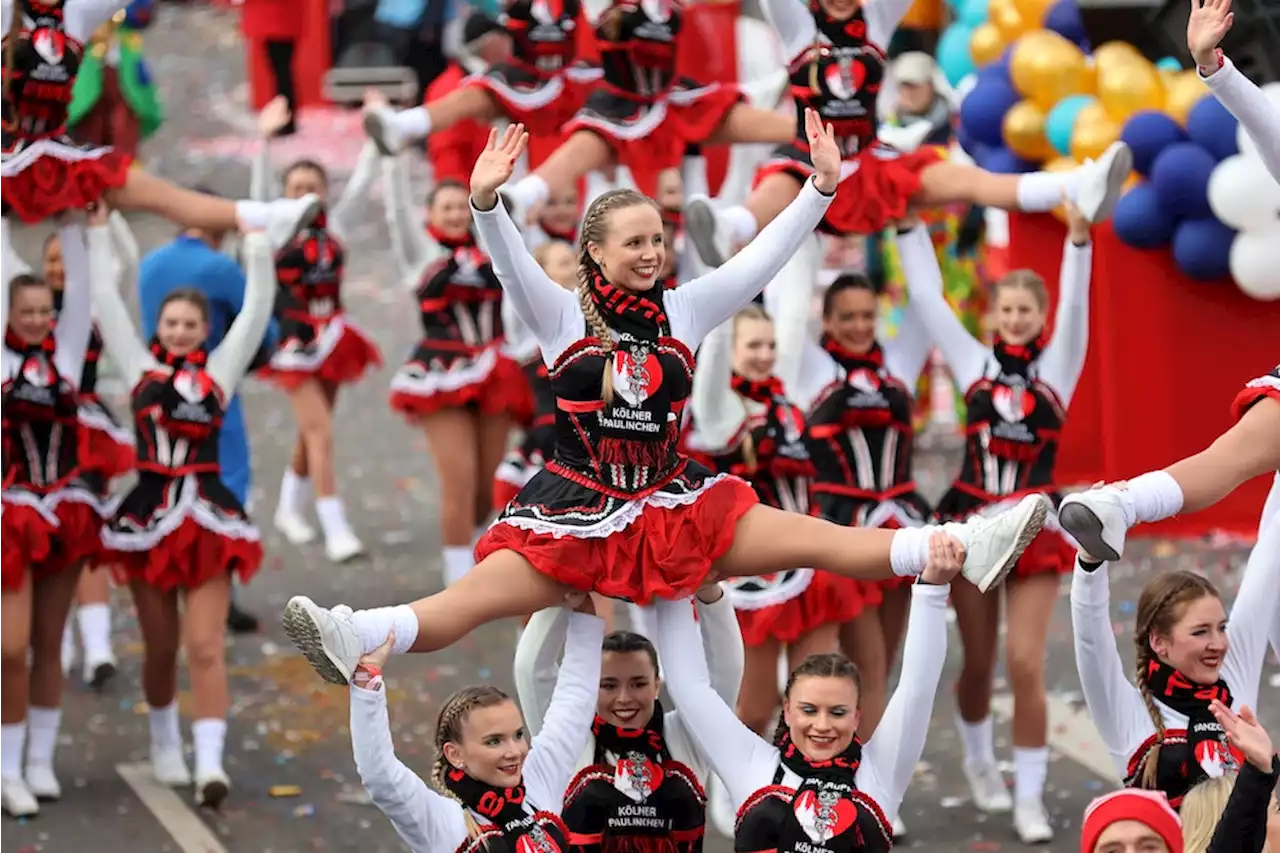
1081, 789, 1184, 853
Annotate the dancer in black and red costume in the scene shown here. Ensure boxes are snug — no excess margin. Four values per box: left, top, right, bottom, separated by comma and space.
682, 0, 1132, 265
1, 216, 96, 818
906, 202, 1093, 843
284, 120, 1048, 688
88, 214, 274, 810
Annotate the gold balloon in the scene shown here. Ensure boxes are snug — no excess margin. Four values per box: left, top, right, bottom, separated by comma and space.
1164, 70, 1210, 126
1043, 157, 1078, 223
969, 22, 1007, 68
1011, 0, 1053, 26
1003, 100, 1053, 161
1092, 41, 1143, 74
1010, 31, 1090, 109
1070, 106, 1121, 162
1097, 57, 1164, 122
989, 0, 1030, 41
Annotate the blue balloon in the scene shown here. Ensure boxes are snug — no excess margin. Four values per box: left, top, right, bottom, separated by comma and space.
1113, 184, 1177, 249
980, 146, 1037, 174
959, 0, 988, 27
1120, 111, 1188, 177
977, 59, 1012, 87
1186, 96, 1239, 161
1156, 56, 1183, 72
1045, 95, 1094, 157
937, 25, 977, 87
1151, 143, 1217, 219
961, 80, 1023, 148
1172, 218, 1236, 281
1043, 0, 1085, 43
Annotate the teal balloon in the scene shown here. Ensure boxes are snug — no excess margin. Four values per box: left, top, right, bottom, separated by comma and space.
1156, 56, 1183, 72
1046, 95, 1096, 156
959, 0, 989, 27
937, 25, 977, 87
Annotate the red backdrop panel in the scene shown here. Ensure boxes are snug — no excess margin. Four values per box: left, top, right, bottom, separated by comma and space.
1007, 213, 1280, 538
243, 0, 330, 110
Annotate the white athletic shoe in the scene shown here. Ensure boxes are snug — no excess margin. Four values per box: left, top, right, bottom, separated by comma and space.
878, 120, 934, 154
23, 764, 60, 801
1058, 487, 1129, 562
283, 596, 363, 685
83, 650, 118, 691
684, 196, 732, 268
265, 194, 322, 251
274, 508, 318, 545
944, 494, 1049, 592
363, 105, 405, 157
962, 761, 1013, 814
1, 776, 39, 817
194, 768, 231, 810
151, 743, 192, 788
1074, 142, 1133, 224
891, 815, 908, 839
1014, 797, 1055, 844
324, 529, 365, 564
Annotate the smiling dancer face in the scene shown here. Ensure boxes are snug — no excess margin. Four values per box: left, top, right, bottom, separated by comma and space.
155, 290, 212, 357
534, 240, 578, 291
775, 654, 863, 762
733, 307, 777, 382
822, 274, 879, 354
581, 191, 666, 293
435, 686, 530, 789
1137, 573, 1227, 689
428, 181, 474, 240
541, 188, 580, 238
282, 161, 329, 202
597, 631, 661, 728
993, 272, 1050, 347
7, 276, 55, 346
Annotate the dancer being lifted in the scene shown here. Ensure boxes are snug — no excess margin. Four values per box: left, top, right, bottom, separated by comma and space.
283, 118, 1048, 688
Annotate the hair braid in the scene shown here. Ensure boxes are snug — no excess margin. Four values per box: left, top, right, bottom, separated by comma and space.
771, 653, 862, 745
431, 686, 512, 847
1134, 643, 1166, 790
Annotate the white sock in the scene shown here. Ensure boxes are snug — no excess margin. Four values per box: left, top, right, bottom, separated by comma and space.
77, 602, 112, 661
889, 527, 930, 577
234, 200, 271, 229
278, 469, 310, 515
957, 714, 997, 768
25, 707, 60, 768
148, 702, 182, 749
443, 546, 472, 586
315, 496, 353, 540
721, 205, 759, 243
1015, 171, 1083, 211
61, 620, 76, 669
1013, 746, 1049, 802
391, 105, 432, 139
191, 718, 226, 777
351, 605, 420, 655
1120, 471, 1184, 525
0, 723, 25, 779
507, 175, 551, 211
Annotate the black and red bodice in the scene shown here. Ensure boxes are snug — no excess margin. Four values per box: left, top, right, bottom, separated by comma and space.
2, 0, 84, 149
787, 2, 885, 156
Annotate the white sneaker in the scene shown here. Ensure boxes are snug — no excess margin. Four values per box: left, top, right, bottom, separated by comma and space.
194, 768, 231, 810
706, 775, 736, 838
684, 196, 732, 268
1014, 798, 1055, 843
283, 596, 363, 685
878, 120, 934, 153
363, 105, 405, 157
945, 494, 1049, 592
962, 761, 1013, 814
274, 508, 317, 545
1, 776, 39, 817
891, 815, 907, 839
324, 529, 365, 563
23, 764, 60, 801
82, 650, 117, 691
1058, 488, 1128, 562
150, 743, 192, 787
1074, 142, 1133, 224
265, 194, 322, 251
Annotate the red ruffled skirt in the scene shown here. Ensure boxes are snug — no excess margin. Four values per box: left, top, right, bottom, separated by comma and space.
465, 63, 594, 138
259, 317, 383, 392
1, 136, 133, 224
1231, 369, 1280, 423
77, 396, 135, 481
1, 496, 57, 590
0, 483, 102, 590
390, 343, 528, 422
109, 517, 263, 592
734, 569, 868, 647
935, 484, 1074, 580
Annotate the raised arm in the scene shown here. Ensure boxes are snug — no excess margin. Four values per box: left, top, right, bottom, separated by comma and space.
50, 224, 93, 388
349, 685, 468, 853
382, 151, 439, 279
758, 0, 817, 59
695, 589, 746, 709
512, 607, 573, 740
327, 142, 379, 241
86, 223, 158, 386
1218, 513, 1280, 712
862, 0, 916, 47
687, 319, 741, 451
1, 218, 29, 332
207, 233, 275, 392
107, 211, 141, 276
522, 612, 606, 808
897, 225, 988, 391
1036, 234, 1092, 406
653, 598, 779, 811
882, 283, 933, 392
1205, 756, 1279, 853
1203, 57, 1280, 183
763, 236, 821, 397
250, 138, 276, 203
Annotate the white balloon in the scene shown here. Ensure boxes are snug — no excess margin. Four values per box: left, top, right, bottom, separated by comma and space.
1208, 155, 1280, 230
1230, 228, 1280, 301
1235, 83, 1280, 161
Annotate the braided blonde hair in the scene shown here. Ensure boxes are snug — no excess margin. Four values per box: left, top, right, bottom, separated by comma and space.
1132, 571, 1222, 789
576, 188, 662, 402
431, 685, 514, 847
731, 305, 774, 473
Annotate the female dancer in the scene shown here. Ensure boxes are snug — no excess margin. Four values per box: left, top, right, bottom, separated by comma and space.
681, 0, 1132, 265
252, 97, 382, 563
376, 134, 528, 586
88, 213, 273, 808
283, 120, 1049, 687
512, 587, 741, 851
1070, 512, 1280, 810
1060, 0, 1278, 570
652, 534, 961, 853
905, 202, 1093, 842
1, 217, 95, 817
349, 599, 604, 853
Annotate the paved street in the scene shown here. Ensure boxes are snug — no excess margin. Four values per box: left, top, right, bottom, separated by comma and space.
4, 6, 1277, 852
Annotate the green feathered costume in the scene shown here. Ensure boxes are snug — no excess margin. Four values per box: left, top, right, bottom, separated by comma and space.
67, 2, 163, 140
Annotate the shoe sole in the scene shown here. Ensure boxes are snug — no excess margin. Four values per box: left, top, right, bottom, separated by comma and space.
88, 661, 116, 692
2, 803, 39, 817
685, 201, 726, 268
1058, 502, 1121, 562
282, 599, 351, 686
30, 789, 60, 803
197, 779, 229, 811
362, 111, 398, 157
1088, 144, 1133, 224
976, 496, 1049, 593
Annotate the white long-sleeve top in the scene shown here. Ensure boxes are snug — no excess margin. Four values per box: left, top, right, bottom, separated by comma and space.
380, 152, 455, 287
86, 225, 276, 395
250, 140, 378, 246
760, 0, 913, 64
904, 226, 1092, 407
1202, 56, 1280, 184
350, 613, 606, 853
1, 0, 129, 42
653, 585, 949, 821
1070, 512, 1280, 780
512, 594, 744, 783
473, 177, 834, 369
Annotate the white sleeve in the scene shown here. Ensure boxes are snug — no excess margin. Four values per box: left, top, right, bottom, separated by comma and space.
522, 613, 606, 809
897, 226, 989, 391
762, 235, 821, 398
107, 211, 141, 275
882, 298, 931, 393
382, 152, 436, 281
470, 198, 580, 361
667, 178, 834, 349
66, 0, 132, 41
758, 0, 816, 59
688, 319, 741, 451
349, 686, 469, 853
694, 591, 746, 710
653, 597, 780, 810
250, 142, 275, 203
1, 218, 28, 333
85, 224, 157, 386
1036, 238, 1092, 406
1259, 473, 1280, 536
682, 152, 710, 201
328, 143, 380, 242
1070, 560, 1155, 770
207, 233, 276, 392
1202, 56, 1280, 184
1219, 513, 1280, 713
512, 608, 573, 740
862, 0, 915, 48
50, 224, 93, 389
859, 584, 949, 818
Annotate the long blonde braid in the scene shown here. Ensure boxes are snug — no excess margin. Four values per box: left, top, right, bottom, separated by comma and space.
431, 686, 513, 847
